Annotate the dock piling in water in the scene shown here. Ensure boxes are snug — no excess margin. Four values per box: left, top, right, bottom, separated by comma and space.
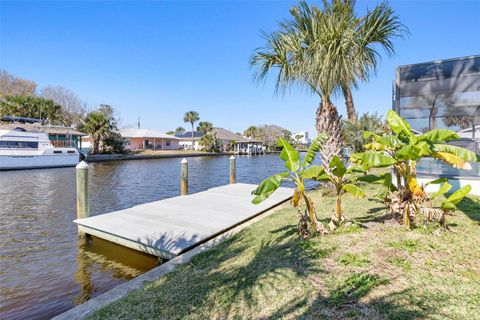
76, 161, 90, 240
230, 156, 236, 184
181, 158, 188, 195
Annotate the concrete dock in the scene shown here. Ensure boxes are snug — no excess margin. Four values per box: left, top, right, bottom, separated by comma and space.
75, 183, 292, 259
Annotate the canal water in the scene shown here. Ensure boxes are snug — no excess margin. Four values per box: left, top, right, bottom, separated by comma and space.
0, 154, 319, 319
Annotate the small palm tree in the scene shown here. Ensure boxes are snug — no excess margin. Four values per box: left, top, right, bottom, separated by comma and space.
343, 112, 386, 152
184, 111, 200, 149
244, 125, 258, 138
79, 111, 109, 154
294, 134, 303, 147
197, 121, 213, 134
175, 127, 186, 134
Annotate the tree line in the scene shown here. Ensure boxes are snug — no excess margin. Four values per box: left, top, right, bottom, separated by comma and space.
0, 69, 124, 154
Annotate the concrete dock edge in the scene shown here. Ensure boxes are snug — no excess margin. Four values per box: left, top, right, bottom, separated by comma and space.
53, 198, 289, 320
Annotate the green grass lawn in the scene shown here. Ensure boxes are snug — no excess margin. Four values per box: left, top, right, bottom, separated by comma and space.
89, 183, 480, 320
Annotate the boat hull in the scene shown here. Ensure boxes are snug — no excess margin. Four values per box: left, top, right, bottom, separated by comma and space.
0, 154, 80, 170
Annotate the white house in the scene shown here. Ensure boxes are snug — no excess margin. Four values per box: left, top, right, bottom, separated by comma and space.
293, 131, 311, 145
175, 131, 204, 150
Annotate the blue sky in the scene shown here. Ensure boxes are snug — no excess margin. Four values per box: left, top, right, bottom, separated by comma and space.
1, 0, 479, 135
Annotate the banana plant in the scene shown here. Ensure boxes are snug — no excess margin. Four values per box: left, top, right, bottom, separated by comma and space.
303, 155, 366, 227
252, 133, 327, 237
350, 110, 478, 226
421, 179, 472, 227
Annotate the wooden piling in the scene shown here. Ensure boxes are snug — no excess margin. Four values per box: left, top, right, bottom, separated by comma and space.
230, 155, 236, 184
181, 158, 188, 195
76, 161, 90, 240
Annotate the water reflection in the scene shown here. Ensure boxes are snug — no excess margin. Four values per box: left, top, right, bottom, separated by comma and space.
74, 237, 158, 305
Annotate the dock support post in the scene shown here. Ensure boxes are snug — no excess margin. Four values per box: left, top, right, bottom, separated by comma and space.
230, 155, 236, 184
181, 158, 188, 195
76, 161, 90, 241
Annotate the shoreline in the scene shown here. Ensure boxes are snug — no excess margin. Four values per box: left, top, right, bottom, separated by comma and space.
84, 151, 232, 162
83, 150, 281, 163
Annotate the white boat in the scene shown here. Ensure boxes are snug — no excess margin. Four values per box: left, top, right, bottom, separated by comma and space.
0, 128, 80, 170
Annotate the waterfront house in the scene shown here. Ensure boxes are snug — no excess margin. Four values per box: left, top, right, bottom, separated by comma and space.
211, 128, 264, 154
175, 128, 264, 154
120, 128, 180, 150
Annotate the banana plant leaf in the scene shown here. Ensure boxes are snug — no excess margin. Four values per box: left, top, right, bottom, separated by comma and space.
364, 131, 403, 149
330, 155, 347, 177
443, 185, 472, 206
350, 151, 397, 167
252, 172, 289, 204
386, 110, 416, 143
433, 152, 472, 170
425, 177, 448, 186
431, 181, 452, 199
343, 184, 366, 198
278, 138, 300, 172
418, 129, 460, 143
302, 165, 325, 179
396, 142, 431, 160
433, 144, 479, 162
302, 132, 327, 167
441, 185, 472, 210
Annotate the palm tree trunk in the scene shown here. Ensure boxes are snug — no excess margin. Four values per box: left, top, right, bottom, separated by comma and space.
342, 84, 356, 123
93, 136, 99, 154
191, 123, 194, 150
316, 96, 343, 165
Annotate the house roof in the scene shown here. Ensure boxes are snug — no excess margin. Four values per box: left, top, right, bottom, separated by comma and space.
211, 128, 262, 143
0, 122, 86, 136
175, 131, 204, 139
120, 128, 179, 139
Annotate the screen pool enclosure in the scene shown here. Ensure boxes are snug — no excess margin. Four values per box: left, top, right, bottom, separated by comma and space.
393, 55, 479, 183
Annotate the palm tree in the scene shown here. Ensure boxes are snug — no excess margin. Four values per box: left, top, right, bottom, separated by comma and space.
197, 121, 213, 134
342, 112, 386, 152
0, 95, 66, 125
175, 127, 186, 134
329, 0, 407, 122
251, 0, 406, 163
183, 111, 200, 148
79, 111, 109, 154
243, 125, 258, 138
294, 134, 303, 146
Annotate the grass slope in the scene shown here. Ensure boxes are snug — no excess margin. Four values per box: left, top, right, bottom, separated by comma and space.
89, 183, 480, 320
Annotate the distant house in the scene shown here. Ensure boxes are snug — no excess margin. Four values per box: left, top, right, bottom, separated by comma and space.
175, 128, 264, 154
120, 128, 179, 150
293, 131, 311, 145
211, 128, 263, 154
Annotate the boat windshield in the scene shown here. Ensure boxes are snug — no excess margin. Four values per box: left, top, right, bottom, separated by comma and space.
0, 141, 39, 149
